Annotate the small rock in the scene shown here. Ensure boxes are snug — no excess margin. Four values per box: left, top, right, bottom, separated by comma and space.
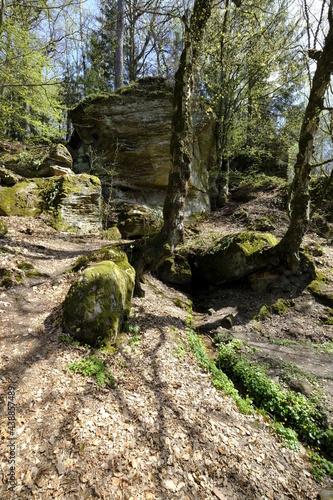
208, 308, 215, 315
288, 379, 313, 397
164, 479, 177, 492
220, 314, 235, 329
318, 489, 333, 500
0, 218, 8, 237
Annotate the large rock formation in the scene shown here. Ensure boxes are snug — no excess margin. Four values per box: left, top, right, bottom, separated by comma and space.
69, 78, 216, 217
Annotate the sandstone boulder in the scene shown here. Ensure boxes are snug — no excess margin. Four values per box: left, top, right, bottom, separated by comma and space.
69, 78, 216, 218
194, 232, 278, 286
0, 143, 73, 178
0, 174, 102, 233
62, 257, 135, 346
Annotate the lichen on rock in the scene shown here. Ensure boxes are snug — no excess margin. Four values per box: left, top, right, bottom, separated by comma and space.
62, 258, 135, 346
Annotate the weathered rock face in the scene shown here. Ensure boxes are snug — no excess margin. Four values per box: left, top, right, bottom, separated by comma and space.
193, 232, 278, 286
0, 174, 102, 233
69, 78, 216, 217
116, 202, 163, 238
62, 257, 135, 346
156, 254, 192, 288
0, 143, 73, 179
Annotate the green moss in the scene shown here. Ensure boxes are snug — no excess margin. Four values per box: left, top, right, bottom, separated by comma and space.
198, 232, 279, 285
237, 232, 278, 256
173, 297, 187, 309
17, 260, 48, 278
307, 273, 333, 308
0, 181, 42, 216
256, 298, 292, 320
63, 259, 135, 346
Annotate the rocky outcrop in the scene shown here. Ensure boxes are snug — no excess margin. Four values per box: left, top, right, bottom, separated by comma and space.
62, 255, 135, 346
0, 143, 73, 179
193, 232, 278, 286
69, 78, 216, 218
0, 174, 102, 233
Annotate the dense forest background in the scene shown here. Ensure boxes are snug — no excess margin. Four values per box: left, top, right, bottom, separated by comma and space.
1, 0, 332, 179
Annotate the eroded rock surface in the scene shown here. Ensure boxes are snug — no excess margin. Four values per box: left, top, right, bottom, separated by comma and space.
69, 78, 216, 217
0, 174, 102, 233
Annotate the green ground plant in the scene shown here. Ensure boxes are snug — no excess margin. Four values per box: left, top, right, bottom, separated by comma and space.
216, 339, 332, 458
67, 354, 114, 387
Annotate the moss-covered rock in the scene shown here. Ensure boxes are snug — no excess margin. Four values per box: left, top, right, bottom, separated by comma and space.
1, 143, 72, 178
42, 174, 102, 232
0, 180, 42, 217
62, 258, 135, 346
0, 218, 8, 237
307, 273, 333, 308
156, 254, 192, 288
0, 174, 102, 233
194, 231, 278, 286
116, 203, 163, 238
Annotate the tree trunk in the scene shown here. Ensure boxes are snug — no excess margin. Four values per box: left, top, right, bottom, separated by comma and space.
0, 0, 5, 32
130, 0, 214, 296
274, 3, 333, 269
215, 0, 230, 207
115, 0, 125, 89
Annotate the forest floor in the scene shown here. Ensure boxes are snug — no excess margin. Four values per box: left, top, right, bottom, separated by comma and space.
0, 184, 333, 499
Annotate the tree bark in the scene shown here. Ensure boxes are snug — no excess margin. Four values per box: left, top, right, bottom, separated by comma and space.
0, 0, 5, 32
130, 0, 214, 295
274, 2, 333, 269
115, 0, 125, 89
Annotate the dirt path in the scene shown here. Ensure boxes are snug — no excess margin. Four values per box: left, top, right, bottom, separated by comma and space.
0, 216, 332, 498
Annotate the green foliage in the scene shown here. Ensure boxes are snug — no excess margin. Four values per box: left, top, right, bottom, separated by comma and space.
124, 322, 141, 346
202, 2, 306, 174
0, 3, 63, 140
186, 328, 253, 414
309, 452, 333, 479
67, 354, 115, 387
216, 339, 332, 456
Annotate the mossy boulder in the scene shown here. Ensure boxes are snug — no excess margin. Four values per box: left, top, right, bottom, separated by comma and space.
0, 180, 43, 217
0, 174, 102, 232
156, 254, 192, 288
62, 258, 135, 346
0, 143, 72, 178
307, 274, 333, 308
116, 203, 163, 238
0, 218, 8, 237
194, 231, 278, 286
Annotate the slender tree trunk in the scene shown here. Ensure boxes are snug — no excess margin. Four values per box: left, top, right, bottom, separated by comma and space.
215, 0, 230, 207
115, 0, 125, 89
0, 0, 5, 32
273, 2, 333, 269
130, 0, 214, 296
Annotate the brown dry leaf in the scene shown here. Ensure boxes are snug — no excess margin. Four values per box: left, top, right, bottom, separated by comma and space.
212, 487, 227, 500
